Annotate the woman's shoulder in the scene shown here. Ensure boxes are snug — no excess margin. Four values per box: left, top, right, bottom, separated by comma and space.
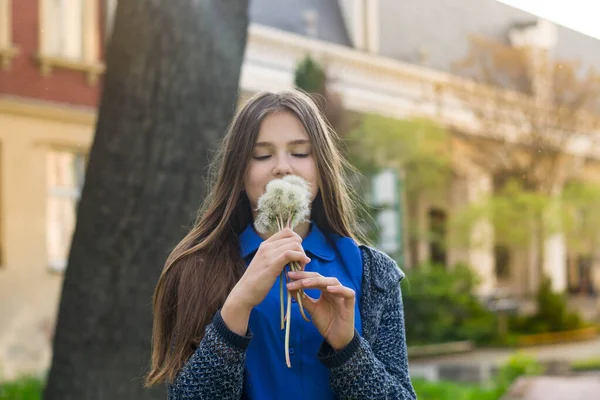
358, 245, 405, 290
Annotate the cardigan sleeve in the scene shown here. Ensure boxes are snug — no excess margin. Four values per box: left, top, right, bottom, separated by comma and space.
167, 309, 251, 399
317, 270, 417, 399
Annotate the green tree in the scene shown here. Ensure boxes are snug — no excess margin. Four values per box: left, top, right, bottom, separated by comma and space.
449, 34, 600, 291
561, 180, 600, 256
346, 114, 453, 264
294, 55, 347, 136
402, 262, 497, 345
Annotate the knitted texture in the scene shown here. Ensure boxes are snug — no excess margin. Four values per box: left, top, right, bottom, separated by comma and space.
167, 246, 417, 399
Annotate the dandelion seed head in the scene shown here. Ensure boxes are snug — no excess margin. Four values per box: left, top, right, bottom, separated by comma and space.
254, 175, 312, 233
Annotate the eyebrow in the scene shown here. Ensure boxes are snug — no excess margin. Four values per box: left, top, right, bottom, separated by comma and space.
254, 139, 310, 147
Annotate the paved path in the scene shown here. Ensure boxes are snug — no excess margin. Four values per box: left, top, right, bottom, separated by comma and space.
408, 338, 600, 382
502, 376, 600, 400
410, 337, 600, 367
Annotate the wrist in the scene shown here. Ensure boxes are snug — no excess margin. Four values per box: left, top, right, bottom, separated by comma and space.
224, 287, 254, 314
318, 330, 361, 369
221, 291, 253, 336
329, 330, 355, 351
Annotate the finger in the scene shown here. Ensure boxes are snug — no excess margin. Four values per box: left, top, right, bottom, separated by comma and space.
264, 237, 303, 257
288, 260, 310, 271
271, 233, 302, 247
266, 227, 302, 243
326, 285, 356, 300
287, 271, 321, 279
271, 240, 304, 256
271, 242, 311, 265
273, 250, 311, 271
286, 276, 341, 291
272, 242, 310, 270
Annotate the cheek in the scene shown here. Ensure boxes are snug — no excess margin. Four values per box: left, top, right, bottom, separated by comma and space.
304, 160, 319, 200
244, 165, 266, 203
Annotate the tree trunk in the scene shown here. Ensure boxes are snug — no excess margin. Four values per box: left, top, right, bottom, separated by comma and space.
43, 1, 248, 399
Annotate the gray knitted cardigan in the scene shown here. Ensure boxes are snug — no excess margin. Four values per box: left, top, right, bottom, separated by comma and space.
167, 245, 417, 399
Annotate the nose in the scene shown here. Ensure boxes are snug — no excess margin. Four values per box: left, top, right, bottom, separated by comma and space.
273, 154, 293, 177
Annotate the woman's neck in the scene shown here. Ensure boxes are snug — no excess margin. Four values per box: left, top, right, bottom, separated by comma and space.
255, 220, 311, 240
293, 220, 311, 239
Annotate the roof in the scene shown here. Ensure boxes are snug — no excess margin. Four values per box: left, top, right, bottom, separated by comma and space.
376, 0, 600, 74
248, 0, 351, 47
249, 0, 600, 77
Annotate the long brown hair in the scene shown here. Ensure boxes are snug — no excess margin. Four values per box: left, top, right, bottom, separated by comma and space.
145, 89, 367, 386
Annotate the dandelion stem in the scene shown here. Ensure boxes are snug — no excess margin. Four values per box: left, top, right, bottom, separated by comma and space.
280, 270, 285, 329
290, 260, 310, 322
288, 214, 309, 320
277, 217, 286, 329
285, 289, 292, 368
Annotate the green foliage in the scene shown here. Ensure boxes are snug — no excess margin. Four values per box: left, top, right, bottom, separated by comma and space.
450, 179, 559, 249
509, 276, 584, 334
294, 55, 325, 94
412, 353, 544, 400
347, 114, 452, 198
561, 181, 600, 255
571, 357, 600, 372
0, 376, 43, 400
402, 262, 499, 345
493, 353, 545, 394
346, 114, 453, 255
451, 177, 600, 256
412, 379, 499, 400
403, 261, 585, 345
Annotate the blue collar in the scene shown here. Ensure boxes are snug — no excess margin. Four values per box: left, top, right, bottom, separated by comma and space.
239, 222, 336, 261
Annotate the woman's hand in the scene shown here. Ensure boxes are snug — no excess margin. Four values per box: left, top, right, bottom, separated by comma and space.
286, 271, 356, 351
227, 227, 311, 311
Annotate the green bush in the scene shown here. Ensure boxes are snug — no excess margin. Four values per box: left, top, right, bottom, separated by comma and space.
509, 276, 584, 334
412, 354, 544, 400
571, 357, 600, 372
402, 262, 500, 345
0, 376, 43, 400
412, 379, 499, 400
493, 353, 545, 394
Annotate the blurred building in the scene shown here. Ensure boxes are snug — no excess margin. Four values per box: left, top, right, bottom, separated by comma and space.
0, 0, 599, 379
0, 0, 110, 380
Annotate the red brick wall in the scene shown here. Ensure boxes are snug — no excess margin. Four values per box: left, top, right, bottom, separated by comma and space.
0, 0, 106, 107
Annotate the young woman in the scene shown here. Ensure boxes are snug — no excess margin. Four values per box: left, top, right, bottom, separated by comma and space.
145, 90, 416, 399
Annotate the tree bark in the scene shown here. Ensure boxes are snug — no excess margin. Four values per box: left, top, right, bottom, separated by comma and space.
43, 1, 248, 399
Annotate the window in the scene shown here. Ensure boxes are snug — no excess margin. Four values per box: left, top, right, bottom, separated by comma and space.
45, 0, 84, 60
0, 0, 18, 69
46, 149, 86, 272
38, 0, 105, 84
494, 244, 511, 279
428, 208, 447, 266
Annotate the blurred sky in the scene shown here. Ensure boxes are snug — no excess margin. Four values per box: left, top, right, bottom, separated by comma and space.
497, 0, 599, 39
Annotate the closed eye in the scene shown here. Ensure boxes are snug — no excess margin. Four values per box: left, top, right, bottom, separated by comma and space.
292, 154, 309, 158
253, 155, 271, 160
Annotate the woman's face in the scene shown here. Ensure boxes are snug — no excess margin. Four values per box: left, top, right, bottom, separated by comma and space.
244, 111, 319, 218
